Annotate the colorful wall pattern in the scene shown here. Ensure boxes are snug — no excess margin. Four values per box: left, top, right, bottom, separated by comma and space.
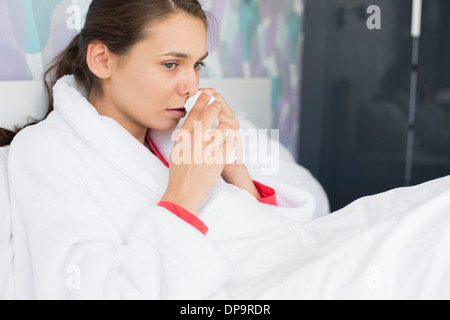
0, 0, 304, 160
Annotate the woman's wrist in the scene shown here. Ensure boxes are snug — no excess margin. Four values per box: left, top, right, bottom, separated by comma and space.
222, 164, 262, 199
161, 189, 202, 216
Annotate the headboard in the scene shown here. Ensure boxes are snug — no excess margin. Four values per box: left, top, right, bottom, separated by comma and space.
0, 78, 272, 131
0, 81, 49, 130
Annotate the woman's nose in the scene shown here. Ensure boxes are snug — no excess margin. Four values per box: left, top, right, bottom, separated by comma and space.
178, 70, 199, 97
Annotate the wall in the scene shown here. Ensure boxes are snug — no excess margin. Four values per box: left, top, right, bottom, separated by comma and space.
0, 0, 304, 159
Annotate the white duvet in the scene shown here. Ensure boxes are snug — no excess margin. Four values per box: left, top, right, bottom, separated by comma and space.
1, 75, 449, 300
228, 175, 450, 299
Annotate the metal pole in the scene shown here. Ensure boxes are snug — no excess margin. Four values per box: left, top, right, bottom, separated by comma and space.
405, 0, 422, 186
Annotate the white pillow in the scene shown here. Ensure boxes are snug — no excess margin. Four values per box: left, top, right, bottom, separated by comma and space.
0, 146, 14, 299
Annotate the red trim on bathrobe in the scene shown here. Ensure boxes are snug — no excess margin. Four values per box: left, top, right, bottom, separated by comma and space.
146, 133, 278, 235
146, 133, 170, 168
157, 201, 210, 235
252, 180, 278, 207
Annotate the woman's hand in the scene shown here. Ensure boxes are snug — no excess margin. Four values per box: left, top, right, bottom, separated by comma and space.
197, 89, 244, 173
161, 90, 237, 215
199, 89, 261, 199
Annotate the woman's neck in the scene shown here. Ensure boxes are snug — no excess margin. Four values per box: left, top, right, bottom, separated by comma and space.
88, 90, 147, 146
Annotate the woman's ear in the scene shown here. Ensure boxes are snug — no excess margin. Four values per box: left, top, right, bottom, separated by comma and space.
86, 42, 113, 79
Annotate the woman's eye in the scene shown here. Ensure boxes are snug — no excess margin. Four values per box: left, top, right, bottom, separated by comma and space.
194, 62, 205, 70
164, 63, 177, 70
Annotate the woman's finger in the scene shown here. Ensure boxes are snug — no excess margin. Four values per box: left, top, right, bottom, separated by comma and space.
199, 89, 235, 119
217, 112, 239, 130
184, 90, 214, 125
212, 93, 236, 119
199, 88, 217, 95
200, 100, 226, 132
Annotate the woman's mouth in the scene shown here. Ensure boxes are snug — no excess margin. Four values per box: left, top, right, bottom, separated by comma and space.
167, 108, 187, 119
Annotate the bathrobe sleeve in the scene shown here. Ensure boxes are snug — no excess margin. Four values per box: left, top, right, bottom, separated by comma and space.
238, 116, 330, 219
157, 181, 277, 235
252, 180, 278, 206
158, 180, 277, 233
8, 133, 232, 300
157, 201, 209, 235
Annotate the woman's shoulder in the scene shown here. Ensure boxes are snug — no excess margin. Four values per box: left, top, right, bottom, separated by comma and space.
9, 111, 78, 165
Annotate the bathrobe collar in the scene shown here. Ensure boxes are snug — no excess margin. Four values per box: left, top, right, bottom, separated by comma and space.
52, 75, 169, 198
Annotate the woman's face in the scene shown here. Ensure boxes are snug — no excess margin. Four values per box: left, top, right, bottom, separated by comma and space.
96, 12, 208, 141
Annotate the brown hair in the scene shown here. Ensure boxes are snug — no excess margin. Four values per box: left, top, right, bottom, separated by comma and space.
0, 0, 211, 147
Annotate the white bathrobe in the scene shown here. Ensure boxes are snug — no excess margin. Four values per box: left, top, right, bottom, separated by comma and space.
9, 76, 450, 300
7, 75, 323, 300
0, 146, 14, 300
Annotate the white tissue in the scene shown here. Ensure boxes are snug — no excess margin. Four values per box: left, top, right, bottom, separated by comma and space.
185, 91, 216, 112
185, 91, 219, 129
150, 92, 238, 165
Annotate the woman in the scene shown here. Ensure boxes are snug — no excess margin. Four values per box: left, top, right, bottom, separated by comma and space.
3, 0, 321, 299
